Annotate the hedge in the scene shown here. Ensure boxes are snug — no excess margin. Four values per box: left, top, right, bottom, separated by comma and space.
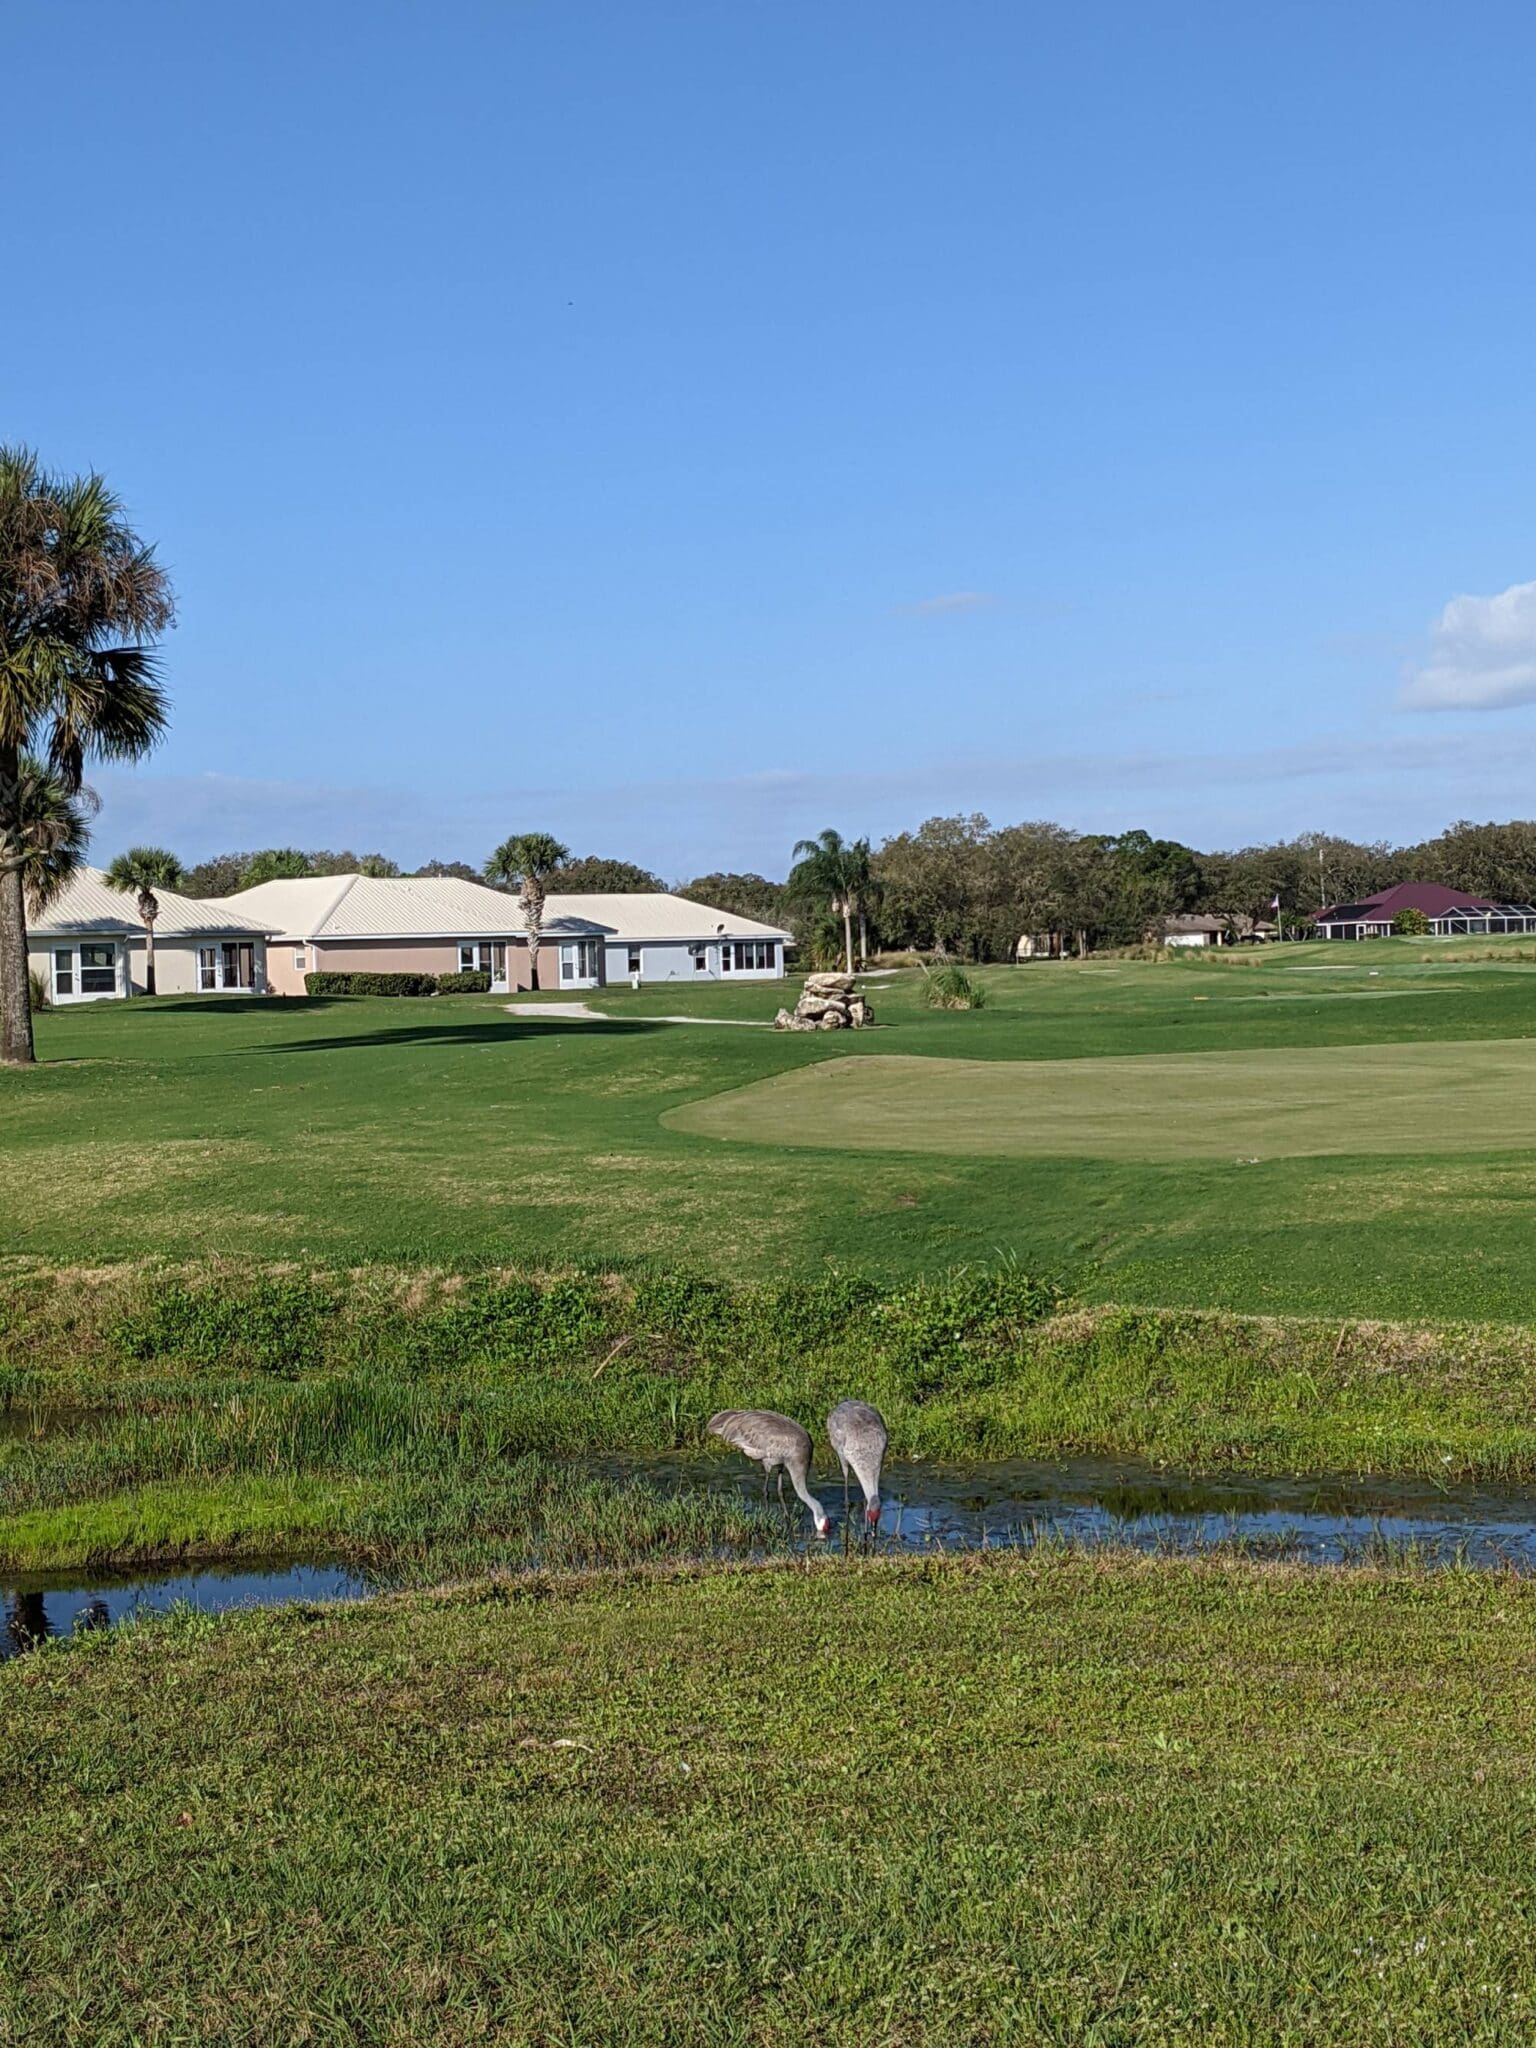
304, 971, 439, 998
303, 969, 496, 998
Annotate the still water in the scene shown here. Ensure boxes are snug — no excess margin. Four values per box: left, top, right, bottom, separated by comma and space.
6, 1454, 1536, 1656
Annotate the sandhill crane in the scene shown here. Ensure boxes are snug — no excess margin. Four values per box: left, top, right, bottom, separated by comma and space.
705, 1409, 831, 1538
827, 1399, 888, 1528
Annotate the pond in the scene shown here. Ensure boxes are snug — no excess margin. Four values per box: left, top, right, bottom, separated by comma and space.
6, 1453, 1536, 1656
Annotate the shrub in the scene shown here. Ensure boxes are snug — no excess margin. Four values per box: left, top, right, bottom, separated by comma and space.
350, 972, 439, 997
1393, 908, 1431, 936
872, 1266, 1062, 1396
920, 962, 987, 1010
436, 970, 491, 994
304, 971, 439, 997
27, 968, 49, 1012
113, 1276, 335, 1376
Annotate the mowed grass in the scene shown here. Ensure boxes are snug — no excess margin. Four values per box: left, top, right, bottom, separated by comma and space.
668, 1038, 1536, 1161
10, 941, 1536, 1316
6, 1552, 1536, 2045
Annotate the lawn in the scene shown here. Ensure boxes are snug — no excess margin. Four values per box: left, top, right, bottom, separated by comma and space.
668, 1037, 1536, 1161
10, 942, 1536, 1317
5, 1550, 1536, 2044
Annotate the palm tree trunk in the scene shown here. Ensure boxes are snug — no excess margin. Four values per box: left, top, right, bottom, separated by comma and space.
523, 882, 544, 991
0, 738, 34, 1063
858, 906, 869, 966
144, 914, 156, 996
0, 861, 34, 1066
842, 898, 854, 975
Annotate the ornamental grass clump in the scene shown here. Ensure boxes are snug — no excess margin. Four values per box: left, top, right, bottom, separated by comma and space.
920, 962, 987, 1009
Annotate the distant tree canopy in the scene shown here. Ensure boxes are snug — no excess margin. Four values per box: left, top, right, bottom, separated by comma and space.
164, 812, 1536, 960
182, 848, 400, 895
676, 872, 789, 926
410, 859, 481, 883
549, 855, 664, 894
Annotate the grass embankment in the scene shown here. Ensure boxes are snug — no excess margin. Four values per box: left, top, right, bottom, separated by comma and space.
7, 1262, 1536, 1571
10, 946, 1536, 1317
5, 1551, 1536, 2044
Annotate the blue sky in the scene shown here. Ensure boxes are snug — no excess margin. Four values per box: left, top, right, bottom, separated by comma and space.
8, 1, 1536, 878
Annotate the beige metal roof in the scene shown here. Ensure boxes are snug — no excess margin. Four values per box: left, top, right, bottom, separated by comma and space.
544, 892, 791, 942
214, 873, 533, 941
217, 875, 791, 944
28, 867, 270, 939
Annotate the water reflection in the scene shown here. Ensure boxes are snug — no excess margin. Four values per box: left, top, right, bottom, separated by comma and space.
0, 1562, 367, 1661
602, 1451, 1536, 1572
5, 1454, 1536, 1659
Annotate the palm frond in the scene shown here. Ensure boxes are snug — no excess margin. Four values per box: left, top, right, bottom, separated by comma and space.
7, 756, 96, 914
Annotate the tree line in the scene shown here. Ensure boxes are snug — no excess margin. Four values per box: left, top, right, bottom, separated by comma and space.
9, 441, 1536, 1063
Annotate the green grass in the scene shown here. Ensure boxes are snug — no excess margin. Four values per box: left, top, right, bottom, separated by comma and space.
10, 946, 1536, 1317
10, 1273, 1536, 1570
0, 1376, 783, 1573
5, 1550, 1536, 2044
669, 1037, 1536, 1160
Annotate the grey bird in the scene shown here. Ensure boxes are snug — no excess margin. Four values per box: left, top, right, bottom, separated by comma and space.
827, 1400, 888, 1528
705, 1409, 831, 1538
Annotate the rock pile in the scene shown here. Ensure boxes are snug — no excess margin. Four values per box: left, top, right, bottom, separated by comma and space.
774, 972, 874, 1032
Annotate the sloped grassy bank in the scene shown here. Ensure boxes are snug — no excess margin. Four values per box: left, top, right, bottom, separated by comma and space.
5, 1259, 1536, 1572
5, 1258, 1536, 1476
6, 1550, 1536, 2045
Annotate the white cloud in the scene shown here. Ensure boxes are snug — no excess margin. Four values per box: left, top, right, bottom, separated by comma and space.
1403, 578, 1536, 710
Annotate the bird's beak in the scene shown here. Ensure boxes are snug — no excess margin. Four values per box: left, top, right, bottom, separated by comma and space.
865, 1503, 880, 1528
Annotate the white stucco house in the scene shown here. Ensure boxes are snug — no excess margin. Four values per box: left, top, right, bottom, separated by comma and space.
26, 868, 270, 1003
212, 875, 792, 994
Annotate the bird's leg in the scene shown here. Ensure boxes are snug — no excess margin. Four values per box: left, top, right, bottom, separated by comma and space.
776, 1470, 786, 1511
839, 1457, 849, 1510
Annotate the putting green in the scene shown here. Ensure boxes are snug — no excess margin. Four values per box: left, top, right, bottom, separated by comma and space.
666, 1038, 1536, 1162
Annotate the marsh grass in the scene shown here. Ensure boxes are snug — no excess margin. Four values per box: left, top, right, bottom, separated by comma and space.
8, 1263, 1536, 1483
0, 1377, 781, 1572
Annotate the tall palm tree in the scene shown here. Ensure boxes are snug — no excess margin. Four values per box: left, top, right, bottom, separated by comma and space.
846, 835, 877, 966
0, 448, 173, 1064
789, 828, 861, 974
105, 846, 184, 995
484, 831, 570, 990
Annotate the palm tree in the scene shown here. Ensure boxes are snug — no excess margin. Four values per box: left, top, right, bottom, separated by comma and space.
484, 832, 570, 990
14, 757, 94, 916
105, 846, 184, 995
13, 757, 94, 1013
789, 828, 861, 974
0, 449, 173, 1064
846, 835, 878, 966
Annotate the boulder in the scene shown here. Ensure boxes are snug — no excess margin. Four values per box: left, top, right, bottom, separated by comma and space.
774, 974, 873, 1030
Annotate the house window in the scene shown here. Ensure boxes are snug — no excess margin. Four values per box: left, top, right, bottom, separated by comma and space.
199, 947, 219, 991
53, 949, 74, 997
627, 947, 642, 976
459, 942, 477, 973
79, 943, 117, 995
223, 943, 255, 990
691, 946, 710, 972
561, 940, 600, 981
721, 945, 733, 971
730, 941, 773, 971
293, 949, 306, 972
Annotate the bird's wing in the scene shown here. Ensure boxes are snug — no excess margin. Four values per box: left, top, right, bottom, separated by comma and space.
706, 1410, 770, 1458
